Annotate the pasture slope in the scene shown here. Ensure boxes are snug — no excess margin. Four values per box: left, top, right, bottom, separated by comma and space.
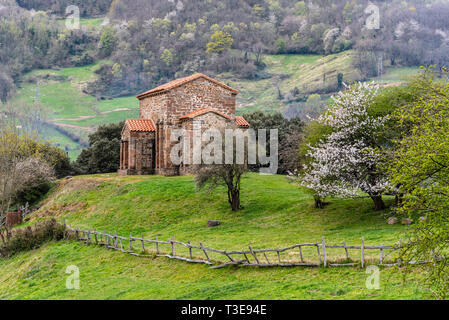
0, 173, 430, 299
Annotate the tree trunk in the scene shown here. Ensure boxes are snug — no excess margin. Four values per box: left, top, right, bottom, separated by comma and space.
314, 196, 325, 209
370, 194, 386, 211
394, 193, 404, 206
229, 189, 240, 211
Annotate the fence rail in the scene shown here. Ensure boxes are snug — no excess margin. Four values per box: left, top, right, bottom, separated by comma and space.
64, 223, 428, 269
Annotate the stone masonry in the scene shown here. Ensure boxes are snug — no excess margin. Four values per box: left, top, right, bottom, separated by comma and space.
118, 73, 250, 176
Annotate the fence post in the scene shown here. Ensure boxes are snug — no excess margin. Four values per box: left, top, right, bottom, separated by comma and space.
141, 234, 145, 252
380, 243, 383, 265
129, 233, 133, 252
249, 246, 260, 264
63, 219, 67, 240
322, 237, 327, 267
361, 237, 365, 268
86, 230, 90, 245
243, 253, 251, 264
156, 236, 159, 254
263, 252, 270, 264
188, 241, 192, 259
298, 246, 304, 263
171, 236, 175, 256
316, 242, 321, 265
344, 242, 349, 260
200, 242, 210, 261
224, 251, 235, 262
94, 229, 98, 244
114, 232, 118, 249
276, 249, 281, 263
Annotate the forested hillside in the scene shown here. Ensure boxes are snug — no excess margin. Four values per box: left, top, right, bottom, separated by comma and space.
2, 0, 449, 100
1, 0, 448, 158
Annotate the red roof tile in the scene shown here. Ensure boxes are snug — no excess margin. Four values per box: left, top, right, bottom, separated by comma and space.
136, 73, 239, 99
125, 119, 156, 132
179, 108, 233, 121
235, 116, 250, 127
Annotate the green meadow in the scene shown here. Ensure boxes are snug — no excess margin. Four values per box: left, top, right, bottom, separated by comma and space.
0, 173, 431, 300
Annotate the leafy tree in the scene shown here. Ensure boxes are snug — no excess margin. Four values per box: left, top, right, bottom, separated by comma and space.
161, 49, 174, 66
99, 26, 118, 57
241, 111, 303, 174
337, 73, 344, 90
0, 71, 15, 103
74, 122, 123, 174
389, 70, 449, 298
206, 31, 234, 55
22, 141, 73, 179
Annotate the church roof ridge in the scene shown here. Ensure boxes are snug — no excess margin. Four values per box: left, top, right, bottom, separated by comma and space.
136, 73, 239, 99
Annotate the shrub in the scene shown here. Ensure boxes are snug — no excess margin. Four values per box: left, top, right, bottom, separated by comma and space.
0, 219, 65, 258
73, 122, 123, 174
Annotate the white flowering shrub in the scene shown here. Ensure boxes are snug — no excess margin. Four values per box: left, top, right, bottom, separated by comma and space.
296, 82, 391, 210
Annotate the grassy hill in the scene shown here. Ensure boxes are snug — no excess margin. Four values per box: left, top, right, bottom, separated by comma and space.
0, 173, 431, 299
226, 51, 359, 114
10, 61, 139, 159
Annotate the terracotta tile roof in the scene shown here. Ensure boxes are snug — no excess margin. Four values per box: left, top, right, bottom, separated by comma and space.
136, 73, 239, 99
179, 108, 233, 121
235, 116, 250, 127
125, 119, 156, 132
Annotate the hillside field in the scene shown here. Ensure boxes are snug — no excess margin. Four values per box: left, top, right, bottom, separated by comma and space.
0, 173, 431, 299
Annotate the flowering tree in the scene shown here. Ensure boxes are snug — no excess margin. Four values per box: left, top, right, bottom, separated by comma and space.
299, 82, 390, 210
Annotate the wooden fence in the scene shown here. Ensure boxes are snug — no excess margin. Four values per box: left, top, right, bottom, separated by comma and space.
64, 224, 428, 269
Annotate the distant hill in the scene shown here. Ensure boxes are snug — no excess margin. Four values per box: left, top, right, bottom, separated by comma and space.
0, 0, 437, 159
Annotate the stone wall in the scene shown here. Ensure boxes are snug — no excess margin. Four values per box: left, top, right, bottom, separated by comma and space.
178, 112, 236, 175
139, 93, 170, 122
123, 76, 239, 176
119, 126, 155, 175
138, 77, 237, 125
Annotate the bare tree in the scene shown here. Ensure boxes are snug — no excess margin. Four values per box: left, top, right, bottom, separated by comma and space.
195, 162, 247, 211
194, 129, 249, 211
0, 117, 54, 243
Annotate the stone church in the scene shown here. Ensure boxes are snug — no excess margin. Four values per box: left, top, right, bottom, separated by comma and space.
118, 73, 250, 176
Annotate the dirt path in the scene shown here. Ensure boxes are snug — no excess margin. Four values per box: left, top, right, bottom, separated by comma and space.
54, 123, 95, 131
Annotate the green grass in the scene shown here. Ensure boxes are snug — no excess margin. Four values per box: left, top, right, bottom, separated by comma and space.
79, 18, 107, 29
374, 67, 420, 84
0, 173, 432, 299
0, 241, 428, 300
227, 51, 360, 114
10, 61, 138, 159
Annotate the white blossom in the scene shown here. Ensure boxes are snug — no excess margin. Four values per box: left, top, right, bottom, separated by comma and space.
294, 82, 391, 199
